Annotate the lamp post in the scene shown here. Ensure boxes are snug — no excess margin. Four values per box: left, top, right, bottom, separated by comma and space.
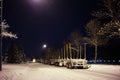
0, 0, 3, 71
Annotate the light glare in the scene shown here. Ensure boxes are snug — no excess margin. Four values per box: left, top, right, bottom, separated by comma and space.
29, 0, 46, 4
43, 44, 47, 48
32, 0, 43, 3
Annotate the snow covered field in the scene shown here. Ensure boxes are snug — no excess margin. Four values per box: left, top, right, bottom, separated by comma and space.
0, 63, 120, 80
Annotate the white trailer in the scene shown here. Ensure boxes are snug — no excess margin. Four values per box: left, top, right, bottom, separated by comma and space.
66, 59, 88, 69
55, 59, 68, 67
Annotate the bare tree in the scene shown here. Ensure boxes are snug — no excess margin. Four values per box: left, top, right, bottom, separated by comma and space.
86, 19, 107, 63
47, 47, 58, 59
92, 0, 120, 37
70, 30, 83, 59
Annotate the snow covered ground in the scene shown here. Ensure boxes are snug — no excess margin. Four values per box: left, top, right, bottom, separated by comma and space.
0, 63, 120, 80
88, 64, 120, 76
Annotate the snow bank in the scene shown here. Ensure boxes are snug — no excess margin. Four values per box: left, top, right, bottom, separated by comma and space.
0, 64, 28, 80
88, 64, 120, 76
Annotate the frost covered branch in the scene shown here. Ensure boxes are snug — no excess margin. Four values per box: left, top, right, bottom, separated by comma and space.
2, 32, 18, 39
1, 20, 18, 39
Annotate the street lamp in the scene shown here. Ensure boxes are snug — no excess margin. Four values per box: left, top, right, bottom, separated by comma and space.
42, 44, 47, 49
0, 0, 3, 71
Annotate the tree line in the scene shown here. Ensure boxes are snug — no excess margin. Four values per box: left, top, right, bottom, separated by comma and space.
2, 43, 26, 64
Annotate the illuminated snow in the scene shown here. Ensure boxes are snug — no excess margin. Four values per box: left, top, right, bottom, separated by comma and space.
0, 63, 120, 80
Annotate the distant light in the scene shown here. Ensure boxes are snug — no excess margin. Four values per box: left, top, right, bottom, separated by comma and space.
104, 60, 106, 62
113, 60, 115, 62
108, 60, 110, 62
118, 28, 120, 31
99, 60, 102, 62
97, 60, 99, 62
118, 60, 120, 62
32, 59, 36, 63
43, 44, 47, 48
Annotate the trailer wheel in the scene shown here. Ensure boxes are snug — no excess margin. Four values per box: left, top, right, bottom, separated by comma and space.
68, 64, 73, 69
66, 64, 69, 68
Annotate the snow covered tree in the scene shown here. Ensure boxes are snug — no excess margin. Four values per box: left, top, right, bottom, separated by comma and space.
1, 20, 17, 38
7, 44, 26, 64
0, 20, 18, 70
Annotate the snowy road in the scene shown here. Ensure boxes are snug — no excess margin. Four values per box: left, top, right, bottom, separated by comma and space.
0, 63, 120, 80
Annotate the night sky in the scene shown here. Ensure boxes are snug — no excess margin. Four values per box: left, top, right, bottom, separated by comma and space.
2, 0, 99, 58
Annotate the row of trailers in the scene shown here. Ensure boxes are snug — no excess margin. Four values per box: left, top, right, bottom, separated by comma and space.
49, 59, 88, 69
40, 43, 89, 69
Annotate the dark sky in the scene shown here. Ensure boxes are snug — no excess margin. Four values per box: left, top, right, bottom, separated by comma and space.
2, 0, 98, 58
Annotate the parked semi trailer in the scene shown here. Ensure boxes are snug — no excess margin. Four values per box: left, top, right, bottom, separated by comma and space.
66, 59, 89, 69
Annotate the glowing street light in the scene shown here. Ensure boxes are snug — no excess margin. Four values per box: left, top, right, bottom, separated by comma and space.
43, 44, 47, 48
32, 0, 44, 2
28, 0, 47, 5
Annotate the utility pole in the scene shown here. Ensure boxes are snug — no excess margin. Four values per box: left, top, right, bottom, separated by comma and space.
0, 0, 3, 71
